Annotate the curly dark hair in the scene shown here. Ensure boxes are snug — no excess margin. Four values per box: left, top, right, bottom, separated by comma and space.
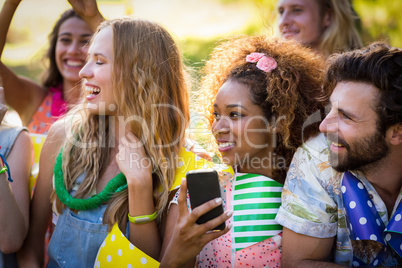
198, 35, 325, 182
323, 42, 402, 133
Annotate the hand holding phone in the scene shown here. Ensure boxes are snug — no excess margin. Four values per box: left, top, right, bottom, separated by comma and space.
159, 176, 232, 268
186, 169, 226, 231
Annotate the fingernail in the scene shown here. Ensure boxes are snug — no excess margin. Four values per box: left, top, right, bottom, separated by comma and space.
215, 197, 222, 204
226, 210, 233, 217
228, 223, 233, 229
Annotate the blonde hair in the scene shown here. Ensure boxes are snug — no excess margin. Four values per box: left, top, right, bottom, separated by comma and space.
317, 0, 362, 57
51, 18, 189, 229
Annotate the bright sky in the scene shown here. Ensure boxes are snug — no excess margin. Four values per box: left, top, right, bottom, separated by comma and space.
0, 0, 265, 126
1, 0, 258, 64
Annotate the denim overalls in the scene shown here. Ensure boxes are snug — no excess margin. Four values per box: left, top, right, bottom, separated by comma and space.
47, 174, 111, 267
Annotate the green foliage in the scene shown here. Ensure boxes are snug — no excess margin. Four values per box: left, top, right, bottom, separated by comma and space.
10, 65, 42, 82
180, 0, 402, 153
181, 37, 221, 71
181, 0, 402, 78
354, 0, 402, 47
6, 0, 402, 92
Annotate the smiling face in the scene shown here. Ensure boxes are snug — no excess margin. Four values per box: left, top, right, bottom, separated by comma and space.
319, 82, 390, 172
55, 17, 92, 86
212, 78, 272, 173
79, 26, 116, 115
277, 0, 330, 50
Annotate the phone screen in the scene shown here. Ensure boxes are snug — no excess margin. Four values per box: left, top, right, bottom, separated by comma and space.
186, 169, 226, 231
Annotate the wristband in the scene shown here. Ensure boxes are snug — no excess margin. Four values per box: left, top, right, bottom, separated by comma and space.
128, 211, 157, 224
0, 153, 12, 182
0, 166, 7, 174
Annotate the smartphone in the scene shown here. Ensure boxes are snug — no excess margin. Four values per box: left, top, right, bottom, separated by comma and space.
186, 169, 226, 231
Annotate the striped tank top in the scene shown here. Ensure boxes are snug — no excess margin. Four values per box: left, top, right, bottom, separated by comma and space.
231, 173, 283, 251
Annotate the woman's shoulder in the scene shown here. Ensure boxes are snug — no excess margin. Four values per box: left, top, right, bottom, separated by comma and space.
41, 120, 66, 159
47, 120, 67, 141
0, 124, 27, 135
0, 125, 28, 157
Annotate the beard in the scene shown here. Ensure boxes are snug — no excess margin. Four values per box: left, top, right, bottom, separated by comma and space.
328, 126, 390, 172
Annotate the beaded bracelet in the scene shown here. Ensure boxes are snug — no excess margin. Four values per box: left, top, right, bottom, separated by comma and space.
128, 211, 157, 224
0, 166, 7, 174
0, 153, 12, 182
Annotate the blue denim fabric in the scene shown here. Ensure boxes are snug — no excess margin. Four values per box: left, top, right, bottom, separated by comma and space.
0, 253, 18, 268
47, 204, 109, 268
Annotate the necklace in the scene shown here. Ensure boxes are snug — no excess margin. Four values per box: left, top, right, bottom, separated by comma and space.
54, 149, 127, 211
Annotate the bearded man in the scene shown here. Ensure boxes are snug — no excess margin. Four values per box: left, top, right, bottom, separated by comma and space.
276, 42, 402, 267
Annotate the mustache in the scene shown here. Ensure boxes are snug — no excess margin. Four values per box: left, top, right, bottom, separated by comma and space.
325, 134, 350, 149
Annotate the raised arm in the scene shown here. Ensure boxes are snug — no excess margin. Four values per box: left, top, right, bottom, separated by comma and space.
0, 0, 47, 126
116, 132, 161, 260
276, 136, 345, 267
0, 87, 6, 124
0, 129, 31, 253
17, 121, 65, 267
0, 0, 20, 55
68, 0, 104, 31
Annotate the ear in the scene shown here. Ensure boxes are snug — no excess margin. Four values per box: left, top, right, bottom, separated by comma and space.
323, 9, 332, 28
388, 124, 402, 146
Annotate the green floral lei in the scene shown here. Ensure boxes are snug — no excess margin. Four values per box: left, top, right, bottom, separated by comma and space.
54, 149, 128, 211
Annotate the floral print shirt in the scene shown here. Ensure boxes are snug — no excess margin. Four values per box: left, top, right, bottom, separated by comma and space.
275, 133, 402, 266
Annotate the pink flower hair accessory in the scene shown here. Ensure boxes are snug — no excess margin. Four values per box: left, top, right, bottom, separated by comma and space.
246, 52, 277, 73
246, 52, 265, 63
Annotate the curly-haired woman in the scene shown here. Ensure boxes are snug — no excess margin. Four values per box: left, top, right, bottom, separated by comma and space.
160, 35, 326, 267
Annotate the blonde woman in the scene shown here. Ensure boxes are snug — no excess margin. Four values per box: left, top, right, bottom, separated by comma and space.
18, 18, 189, 267
278, 0, 362, 57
